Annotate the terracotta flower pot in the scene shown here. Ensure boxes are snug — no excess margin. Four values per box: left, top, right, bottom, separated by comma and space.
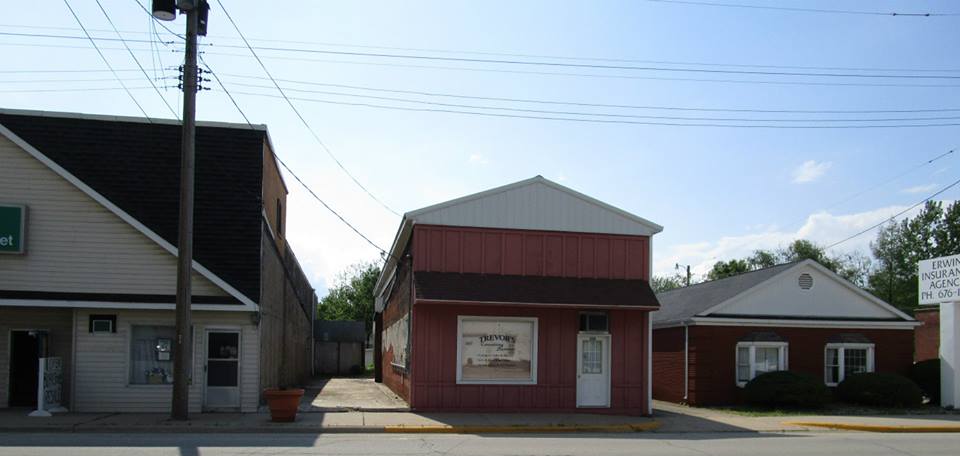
263, 388, 304, 422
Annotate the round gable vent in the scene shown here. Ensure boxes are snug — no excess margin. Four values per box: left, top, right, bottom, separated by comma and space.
798, 273, 814, 290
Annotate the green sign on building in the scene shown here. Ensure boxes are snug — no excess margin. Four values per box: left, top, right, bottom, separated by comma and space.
0, 204, 26, 254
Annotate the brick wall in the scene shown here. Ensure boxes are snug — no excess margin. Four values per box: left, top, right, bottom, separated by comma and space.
652, 327, 686, 403
686, 325, 914, 406
915, 308, 939, 361
381, 256, 412, 401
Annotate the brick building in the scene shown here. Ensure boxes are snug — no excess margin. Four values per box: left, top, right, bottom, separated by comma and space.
914, 307, 940, 361
373, 176, 662, 415
652, 260, 918, 406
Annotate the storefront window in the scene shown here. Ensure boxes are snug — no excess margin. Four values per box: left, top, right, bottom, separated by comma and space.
129, 325, 176, 385
457, 316, 537, 384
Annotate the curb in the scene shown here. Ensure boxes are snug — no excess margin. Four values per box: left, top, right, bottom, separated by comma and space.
383, 421, 661, 434
784, 421, 960, 433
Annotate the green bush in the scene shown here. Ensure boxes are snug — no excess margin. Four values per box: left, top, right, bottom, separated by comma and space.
743, 371, 830, 408
837, 372, 924, 408
908, 360, 940, 404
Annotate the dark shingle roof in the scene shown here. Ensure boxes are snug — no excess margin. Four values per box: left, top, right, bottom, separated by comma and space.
0, 111, 265, 303
414, 271, 660, 308
652, 262, 798, 326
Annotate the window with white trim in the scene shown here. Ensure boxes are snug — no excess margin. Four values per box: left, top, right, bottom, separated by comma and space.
735, 342, 788, 386
824, 343, 874, 386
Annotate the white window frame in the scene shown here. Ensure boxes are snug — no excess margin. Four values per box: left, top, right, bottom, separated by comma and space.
456, 315, 538, 385
90, 318, 114, 334
824, 343, 875, 386
735, 342, 788, 387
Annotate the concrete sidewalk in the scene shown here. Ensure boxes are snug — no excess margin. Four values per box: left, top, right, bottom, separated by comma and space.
0, 410, 658, 434
653, 400, 960, 433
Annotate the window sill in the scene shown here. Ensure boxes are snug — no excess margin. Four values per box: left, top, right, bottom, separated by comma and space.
456, 380, 538, 386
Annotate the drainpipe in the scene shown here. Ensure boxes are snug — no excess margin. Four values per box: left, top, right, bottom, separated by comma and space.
683, 322, 689, 402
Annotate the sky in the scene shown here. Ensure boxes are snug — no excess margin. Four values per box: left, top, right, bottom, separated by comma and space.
2, 1, 960, 296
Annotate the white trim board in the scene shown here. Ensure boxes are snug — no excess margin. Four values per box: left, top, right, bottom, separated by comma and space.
0, 122, 259, 311
687, 317, 919, 330
0, 299, 254, 312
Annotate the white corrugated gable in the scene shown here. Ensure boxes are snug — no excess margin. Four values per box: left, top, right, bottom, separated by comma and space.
407, 176, 662, 236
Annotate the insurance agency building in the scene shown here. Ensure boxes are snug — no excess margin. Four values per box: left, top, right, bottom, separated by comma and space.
373, 177, 662, 415
0, 109, 315, 413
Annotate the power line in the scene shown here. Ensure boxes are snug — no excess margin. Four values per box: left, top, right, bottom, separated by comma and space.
94, 0, 178, 119
61, 0, 151, 120
7, 22, 960, 74
643, 0, 959, 17
0, 31, 178, 45
221, 74, 960, 115
826, 176, 960, 250
230, 89, 960, 129
0, 86, 162, 93
213, 0, 400, 217
224, 79, 960, 123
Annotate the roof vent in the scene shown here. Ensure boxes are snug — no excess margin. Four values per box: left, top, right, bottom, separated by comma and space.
798, 273, 813, 290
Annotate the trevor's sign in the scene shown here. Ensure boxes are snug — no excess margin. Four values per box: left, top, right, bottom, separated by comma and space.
918, 253, 960, 305
0, 204, 26, 254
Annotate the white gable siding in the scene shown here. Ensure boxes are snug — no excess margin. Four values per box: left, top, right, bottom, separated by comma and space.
711, 263, 901, 320
412, 180, 658, 236
0, 135, 227, 297
72, 309, 259, 412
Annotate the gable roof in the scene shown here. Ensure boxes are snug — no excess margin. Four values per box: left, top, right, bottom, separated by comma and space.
0, 109, 267, 306
653, 262, 797, 326
652, 259, 914, 327
374, 176, 663, 304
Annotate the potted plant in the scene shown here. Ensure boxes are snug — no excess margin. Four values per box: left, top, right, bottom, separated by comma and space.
263, 386, 304, 422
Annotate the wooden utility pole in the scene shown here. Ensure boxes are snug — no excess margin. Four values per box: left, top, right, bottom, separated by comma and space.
171, 1, 200, 421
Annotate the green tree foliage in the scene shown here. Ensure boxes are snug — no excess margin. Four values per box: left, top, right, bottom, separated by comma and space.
651, 273, 687, 293
317, 262, 381, 338
706, 258, 751, 281
706, 239, 872, 286
868, 201, 960, 310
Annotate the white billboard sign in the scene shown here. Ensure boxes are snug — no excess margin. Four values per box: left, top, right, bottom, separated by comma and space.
919, 253, 960, 305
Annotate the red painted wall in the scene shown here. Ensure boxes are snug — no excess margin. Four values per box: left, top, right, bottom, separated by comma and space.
412, 225, 650, 280
652, 327, 686, 403
915, 308, 940, 362
410, 302, 649, 415
675, 325, 915, 406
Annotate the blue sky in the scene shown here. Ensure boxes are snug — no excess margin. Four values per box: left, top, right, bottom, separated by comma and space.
3, 1, 959, 296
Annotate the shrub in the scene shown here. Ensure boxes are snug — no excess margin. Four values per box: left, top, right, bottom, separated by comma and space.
908, 360, 940, 404
837, 372, 924, 408
743, 371, 830, 408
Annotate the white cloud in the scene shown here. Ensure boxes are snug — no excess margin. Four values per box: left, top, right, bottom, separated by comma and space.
653, 203, 931, 279
792, 160, 832, 183
902, 183, 937, 194
468, 153, 489, 165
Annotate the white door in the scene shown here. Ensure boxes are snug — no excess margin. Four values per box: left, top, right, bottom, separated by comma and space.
577, 334, 610, 407
204, 330, 241, 410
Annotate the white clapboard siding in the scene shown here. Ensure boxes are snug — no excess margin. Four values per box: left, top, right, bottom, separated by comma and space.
0, 135, 227, 297
0, 307, 74, 408
73, 309, 259, 413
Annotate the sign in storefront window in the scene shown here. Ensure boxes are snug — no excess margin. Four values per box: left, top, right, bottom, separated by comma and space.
129, 325, 176, 385
457, 316, 537, 384
0, 204, 26, 254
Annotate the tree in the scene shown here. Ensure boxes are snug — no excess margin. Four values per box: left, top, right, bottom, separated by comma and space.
317, 261, 381, 339
707, 258, 751, 280
868, 201, 960, 310
651, 273, 687, 293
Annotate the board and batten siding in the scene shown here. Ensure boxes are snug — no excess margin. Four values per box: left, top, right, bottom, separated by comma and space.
72, 309, 259, 413
0, 134, 226, 297
0, 307, 74, 408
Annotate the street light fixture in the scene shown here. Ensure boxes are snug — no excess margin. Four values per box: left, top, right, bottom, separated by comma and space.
152, 0, 176, 21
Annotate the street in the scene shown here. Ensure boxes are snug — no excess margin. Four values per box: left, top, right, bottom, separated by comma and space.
1, 432, 959, 456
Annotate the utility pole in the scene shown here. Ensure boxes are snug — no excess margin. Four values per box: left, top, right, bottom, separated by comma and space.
675, 263, 692, 287
152, 0, 208, 421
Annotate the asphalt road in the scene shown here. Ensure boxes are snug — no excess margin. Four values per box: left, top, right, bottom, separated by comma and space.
0, 432, 958, 455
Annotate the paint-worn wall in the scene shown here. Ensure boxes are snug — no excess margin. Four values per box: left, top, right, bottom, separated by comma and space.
412, 225, 649, 280
381, 257, 412, 401
410, 303, 648, 415
686, 325, 915, 406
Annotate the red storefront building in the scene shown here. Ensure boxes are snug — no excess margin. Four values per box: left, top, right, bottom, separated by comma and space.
373, 177, 662, 415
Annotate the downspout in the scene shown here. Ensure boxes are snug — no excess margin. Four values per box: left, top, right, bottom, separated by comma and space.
683, 322, 689, 402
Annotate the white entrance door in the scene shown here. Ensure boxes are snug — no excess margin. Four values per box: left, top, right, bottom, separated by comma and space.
204, 330, 241, 410
577, 333, 610, 407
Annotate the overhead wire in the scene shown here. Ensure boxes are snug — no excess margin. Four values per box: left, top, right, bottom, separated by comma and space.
642, 0, 960, 17
213, 0, 400, 217
94, 0, 179, 119
61, 0, 152, 120
825, 176, 960, 250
